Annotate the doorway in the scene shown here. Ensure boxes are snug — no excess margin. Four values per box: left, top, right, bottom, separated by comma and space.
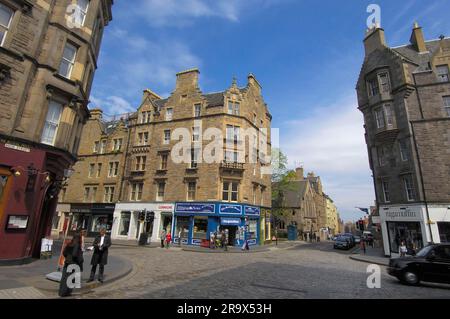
220, 226, 238, 246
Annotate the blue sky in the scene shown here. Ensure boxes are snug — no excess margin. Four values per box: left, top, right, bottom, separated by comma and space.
90, 0, 450, 222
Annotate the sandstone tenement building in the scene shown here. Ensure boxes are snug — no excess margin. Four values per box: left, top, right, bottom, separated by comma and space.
59, 69, 273, 247
0, 0, 113, 264
357, 23, 450, 256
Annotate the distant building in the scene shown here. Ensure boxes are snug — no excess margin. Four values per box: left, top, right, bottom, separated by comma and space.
272, 167, 338, 240
357, 23, 450, 256
58, 69, 273, 247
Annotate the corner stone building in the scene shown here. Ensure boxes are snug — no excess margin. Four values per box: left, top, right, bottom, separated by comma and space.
357, 23, 450, 256
61, 69, 273, 247
0, 0, 113, 264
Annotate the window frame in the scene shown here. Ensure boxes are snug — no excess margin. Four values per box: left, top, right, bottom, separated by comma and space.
0, 3, 14, 47
404, 176, 416, 202
166, 108, 173, 121
59, 42, 78, 79
187, 181, 196, 201
156, 182, 165, 201
41, 100, 63, 146
382, 180, 390, 203
194, 104, 202, 117
443, 96, 450, 117
163, 130, 171, 145
436, 65, 449, 82
222, 181, 239, 203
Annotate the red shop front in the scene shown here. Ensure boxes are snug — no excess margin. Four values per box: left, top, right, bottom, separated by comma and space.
0, 136, 74, 265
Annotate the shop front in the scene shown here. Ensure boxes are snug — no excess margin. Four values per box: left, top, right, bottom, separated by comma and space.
380, 204, 450, 257
173, 202, 261, 247
111, 203, 174, 244
69, 203, 115, 237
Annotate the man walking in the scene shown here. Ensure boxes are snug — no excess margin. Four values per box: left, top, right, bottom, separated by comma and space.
160, 229, 166, 248
88, 228, 111, 283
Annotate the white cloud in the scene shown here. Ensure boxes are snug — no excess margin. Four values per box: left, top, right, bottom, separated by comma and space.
134, 0, 290, 27
137, 0, 238, 27
91, 29, 202, 114
90, 95, 134, 115
280, 94, 375, 221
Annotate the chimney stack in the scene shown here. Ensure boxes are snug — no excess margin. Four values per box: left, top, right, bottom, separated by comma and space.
364, 24, 386, 56
175, 68, 200, 92
295, 167, 304, 180
410, 22, 427, 53
90, 108, 103, 121
247, 73, 262, 94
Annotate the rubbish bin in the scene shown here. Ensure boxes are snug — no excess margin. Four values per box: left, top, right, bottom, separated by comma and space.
287, 225, 298, 241
138, 233, 149, 246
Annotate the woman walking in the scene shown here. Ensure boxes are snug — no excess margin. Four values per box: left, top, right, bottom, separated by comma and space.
59, 233, 84, 297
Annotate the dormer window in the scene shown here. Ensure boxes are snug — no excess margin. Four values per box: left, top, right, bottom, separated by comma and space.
228, 101, 240, 115
166, 108, 173, 121
367, 72, 391, 97
436, 65, 449, 82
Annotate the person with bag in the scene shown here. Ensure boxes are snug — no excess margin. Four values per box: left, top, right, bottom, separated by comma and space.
59, 233, 83, 297
160, 229, 166, 248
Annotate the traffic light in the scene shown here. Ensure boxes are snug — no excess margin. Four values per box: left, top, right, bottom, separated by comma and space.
359, 220, 365, 231
145, 211, 154, 223
138, 210, 145, 222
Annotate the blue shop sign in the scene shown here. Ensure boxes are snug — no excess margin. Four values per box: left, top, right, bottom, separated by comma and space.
244, 206, 260, 216
175, 203, 215, 214
220, 218, 241, 226
219, 204, 242, 215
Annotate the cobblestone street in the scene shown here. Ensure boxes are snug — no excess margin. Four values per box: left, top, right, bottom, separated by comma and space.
75, 242, 450, 299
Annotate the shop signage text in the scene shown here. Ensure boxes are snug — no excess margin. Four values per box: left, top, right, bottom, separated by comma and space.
175, 203, 215, 214
219, 204, 242, 215
220, 218, 241, 226
4, 142, 31, 153
245, 206, 260, 216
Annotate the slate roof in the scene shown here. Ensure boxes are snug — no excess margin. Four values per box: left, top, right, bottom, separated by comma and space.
391, 38, 450, 72
273, 180, 309, 208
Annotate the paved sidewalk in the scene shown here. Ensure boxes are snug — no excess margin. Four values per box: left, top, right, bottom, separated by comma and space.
349, 246, 390, 266
0, 243, 133, 299
180, 240, 306, 253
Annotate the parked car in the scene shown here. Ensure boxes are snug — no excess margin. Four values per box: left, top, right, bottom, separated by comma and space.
342, 234, 356, 247
333, 236, 352, 250
387, 244, 450, 285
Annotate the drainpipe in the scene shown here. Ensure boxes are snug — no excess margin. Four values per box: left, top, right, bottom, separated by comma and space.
411, 73, 434, 244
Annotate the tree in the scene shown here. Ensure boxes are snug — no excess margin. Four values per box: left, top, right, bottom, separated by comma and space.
271, 148, 297, 232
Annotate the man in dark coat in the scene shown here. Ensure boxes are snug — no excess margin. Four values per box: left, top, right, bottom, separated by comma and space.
88, 228, 111, 283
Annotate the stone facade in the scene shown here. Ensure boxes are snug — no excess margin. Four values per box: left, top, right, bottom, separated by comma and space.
357, 24, 450, 208
61, 69, 272, 243
357, 23, 450, 253
0, 0, 113, 263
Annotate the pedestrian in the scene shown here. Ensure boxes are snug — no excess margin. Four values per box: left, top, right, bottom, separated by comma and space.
400, 241, 408, 257
210, 232, 216, 249
165, 232, 172, 249
160, 229, 166, 248
241, 239, 249, 251
360, 239, 366, 255
88, 228, 111, 283
178, 229, 182, 247
221, 230, 228, 251
59, 233, 83, 297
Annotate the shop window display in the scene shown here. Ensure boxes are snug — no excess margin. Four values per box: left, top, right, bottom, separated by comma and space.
387, 222, 423, 254
119, 212, 131, 236
193, 217, 208, 239
438, 222, 450, 243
